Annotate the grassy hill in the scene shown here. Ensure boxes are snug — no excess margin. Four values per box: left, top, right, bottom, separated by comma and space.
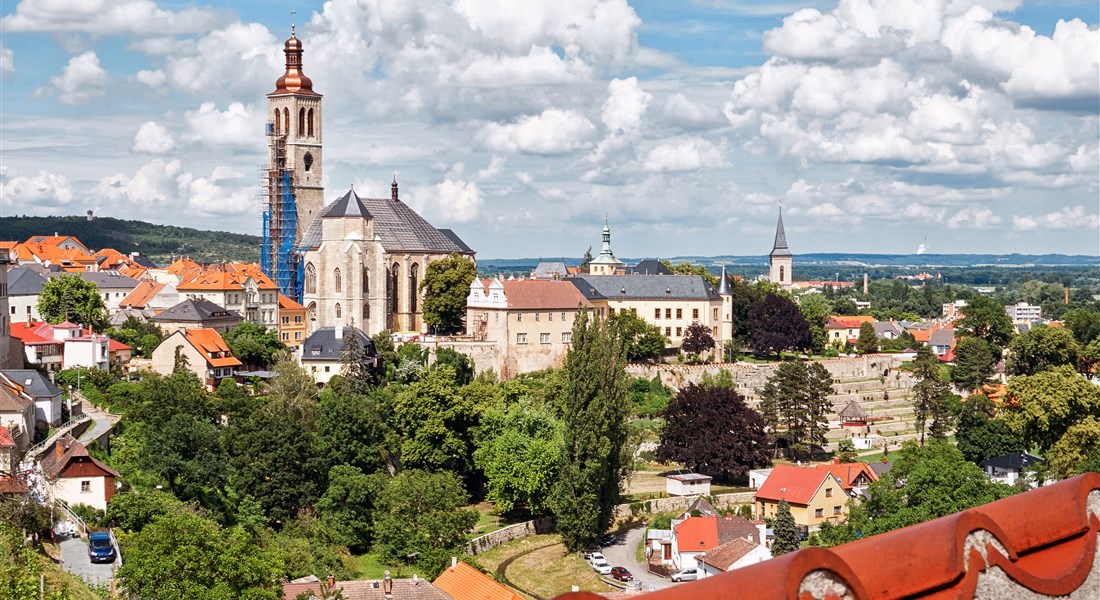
0, 215, 261, 265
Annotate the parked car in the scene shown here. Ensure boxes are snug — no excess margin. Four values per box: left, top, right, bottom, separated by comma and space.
610, 567, 633, 581
587, 552, 606, 564
87, 531, 116, 564
583, 547, 601, 561
591, 559, 612, 575
671, 568, 698, 582
601, 533, 618, 546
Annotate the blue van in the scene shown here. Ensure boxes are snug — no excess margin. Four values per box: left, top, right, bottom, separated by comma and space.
88, 531, 116, 563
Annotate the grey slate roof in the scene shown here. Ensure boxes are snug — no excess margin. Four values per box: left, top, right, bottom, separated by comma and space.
625, 259, 672, 275
981, 452, 1044, 470
1, 370, 62, 399
872, 321, 902, 338
770, 209, 792, 257
531, 261, 568, 279
839, 400, 869, 420
6, 267, 47, 296
438, 229, 474, 254
569, 274, 720, 301
869, 461, 893, 478
928, 328, 955, 347
151, 298, 241, 323
300, 327, 373, 361
298, 189, 474, 255
78, 271, 140, 290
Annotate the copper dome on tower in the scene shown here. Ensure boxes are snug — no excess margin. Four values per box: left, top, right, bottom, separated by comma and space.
272, 32, 318, 95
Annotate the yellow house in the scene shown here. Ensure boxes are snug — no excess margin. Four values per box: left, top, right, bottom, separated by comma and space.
754, 464, 848, 530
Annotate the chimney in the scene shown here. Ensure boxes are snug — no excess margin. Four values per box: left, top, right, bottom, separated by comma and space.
863, 273, 869, 297
383, 571, 393, 596
327, 575, 335, 588
1065, 286, 1070, 305
833, 457, 840, 465
392, 176, 399, 202
451, 557, 457, 570
335, 326, 343, 340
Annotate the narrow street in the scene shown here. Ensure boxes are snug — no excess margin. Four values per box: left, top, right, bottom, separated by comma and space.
59, 535, 114, 589
598, 527, 670, 592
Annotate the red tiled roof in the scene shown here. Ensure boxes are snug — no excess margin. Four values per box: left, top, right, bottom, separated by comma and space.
0, 477, 29, 494
558, 473, 1100, 600
502, 280, 594, 310
825, 316, 874, 329
434, 561, 523, 600
755, 464, 836, 506
813, 461, 878, 491
696, 538, 762, 571
120, 281, 165, 309
283, 578, 452, 600
278, 293, 306, 311
40, 436, 120, 480
108, 339, 132, 352
674, 516, 719, 552
184, 329, 242, 368
0, 425, 15, 447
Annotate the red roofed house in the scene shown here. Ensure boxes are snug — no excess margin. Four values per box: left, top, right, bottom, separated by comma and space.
755, 464, 848, 529
0, 425, 17, 473
825, 315, 875, 348
434, 558, 523, 600
465, 278, 594, 378
278, 294, 308, 348
814, 459, 879, 497
40, 435, 120, 511
695, 537, 771, 578
671, 514, 765, 572
150, 328, 242, 391
0, 382, 36, 451
283, 574, 453, 600
176, 263, 280, 329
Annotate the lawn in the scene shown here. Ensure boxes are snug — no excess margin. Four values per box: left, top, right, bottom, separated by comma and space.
475, 534, 611, 599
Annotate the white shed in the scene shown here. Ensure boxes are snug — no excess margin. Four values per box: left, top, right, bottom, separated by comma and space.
662, 469, 712, 496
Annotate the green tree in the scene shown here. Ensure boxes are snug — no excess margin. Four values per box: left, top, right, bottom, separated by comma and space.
392, 365, 478, 474
36, 273, 107, 330
956, 295, 1013, 355
270, 511, 356, 582
473, 401, 563, 514
118, 510, 284, 599
1061, 308, 1100, 346
771, 500, 800, 556
758, 362, 833, 459
681, 321, 716, 357
579, 246, 593, 273
1048, 416, 1100, 479
627, 376, 672, 418
748, 294, 812, 358
1082, 338, 1100, 378
797, 293, 831, 354
1004, 365, 1100, 453
952, 337, 996, 393
315, 465, 387, 553
420, 253, 477, 334
832, 297, 858, 316
1007, 324, 1079, 376
316, 386, 399, 475
432, 347, 475, 386
372, 470, 478, 578
107, 489, 186, 533
551, 308, 631, 552
660, 261, 718, 287
223, 321, 287, 369
656, 384, 770, 483
610, 310, 667, 362
953, 394, 1024, 464
728, 280, 770, 352
855, 322, 878, 354
911, 347, 952, 445
339, 329, 380, 393
105, 316, 164, 358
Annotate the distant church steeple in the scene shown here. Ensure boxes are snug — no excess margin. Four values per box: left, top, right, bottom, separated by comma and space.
588, 216, 625, 275
769, 206, 793, 287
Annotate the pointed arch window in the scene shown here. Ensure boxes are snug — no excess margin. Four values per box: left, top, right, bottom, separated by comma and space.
274, 109, 281, 134
334, 268, 342, 293
362, 267, 369, 294
409, 263, 419, 313
363, 303, 370, 322
307, 108, 314, 137
283, 108, 290, 136
305, 263, 317, 295
389, 263, 400, 315
298, 108, 306, 136
335, 303, 342, 319
779, 266, 785, 282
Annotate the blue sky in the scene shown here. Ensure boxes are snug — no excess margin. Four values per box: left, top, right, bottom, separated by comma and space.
1, 0, 1097, 259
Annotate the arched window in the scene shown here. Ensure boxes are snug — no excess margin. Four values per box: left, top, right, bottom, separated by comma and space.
409, 263, 419, 313
305, 263, 317, 295
389, 263, 400, 315
307, 108, 314, 137
779, 265, 785, 282
306, 302, 317, 330
362, 267, 369, 294
335, 303, 342, 319
334, 268, 342, 293
283, 108, 290, 136
274, 109, 281, 134
363, 303, 370, 322
298, 108, 305, 136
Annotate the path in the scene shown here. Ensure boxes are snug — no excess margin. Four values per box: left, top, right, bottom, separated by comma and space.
59, 535, 114, 589
600, 527, 670, 592
494, 541, 559, 600
77, 402, 120, 445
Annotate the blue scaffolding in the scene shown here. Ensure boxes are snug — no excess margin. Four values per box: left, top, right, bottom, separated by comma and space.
261, 170, 302, 301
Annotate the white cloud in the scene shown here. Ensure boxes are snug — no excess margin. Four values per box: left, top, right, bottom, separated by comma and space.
478, 155, 506, 179
947, 207, 1002, 230
94, 159, 182, 209
662, 93, 722, 128
37, 51, 107, 105
1, 0, 225, 35
642, 138, 727, 172
135, 69, 166, 90
179, 168, 253, 216
602, 77, 651, 133
133, 23, 279, 98
481, 109, 597, 155
407, 179, 484, 224
0, 46, 13, 77
0, 166, 74, 208
184, 102, 261, 148
1012, 205, 1100, 231
131, 121, 176, 155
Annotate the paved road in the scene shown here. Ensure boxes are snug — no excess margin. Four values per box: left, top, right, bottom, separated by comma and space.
59, 535, 114, 588
599, 527, 670, 592
78, 403, 120, 445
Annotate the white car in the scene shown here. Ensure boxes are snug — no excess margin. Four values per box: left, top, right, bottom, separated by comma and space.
591, 559, 612, 575
671, 568, 698, 582
587, 552, 606, 564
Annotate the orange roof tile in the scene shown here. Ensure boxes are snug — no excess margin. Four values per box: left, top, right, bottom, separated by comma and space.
434, 561, 524, 600
0, 425, 15, 448
120, 281, 166, 309
813, 461, 878, 490
754, 464, 836, 506
184, 329, 242, 368
557, 472, 1100, 600
674, 516, 720, 552
279, 293, 306, 311
825, 316, 875, 329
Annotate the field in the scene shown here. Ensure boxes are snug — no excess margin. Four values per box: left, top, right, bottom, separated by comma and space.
474, 534, 611, 600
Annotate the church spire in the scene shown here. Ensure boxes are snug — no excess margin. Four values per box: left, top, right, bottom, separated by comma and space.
770, 206, 792, 257
717, 265, 730, 295
273, 21, 316, 95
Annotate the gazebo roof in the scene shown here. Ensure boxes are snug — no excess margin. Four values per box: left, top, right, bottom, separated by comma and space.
839, 400, 869, 420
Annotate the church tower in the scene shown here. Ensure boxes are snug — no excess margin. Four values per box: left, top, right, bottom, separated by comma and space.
262, 24, 324, 300
769, 207, 793, 287
588, 218, 625, 275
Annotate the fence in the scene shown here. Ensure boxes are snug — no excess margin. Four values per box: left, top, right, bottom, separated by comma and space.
24, 414, 91, 460
54, 499, 88, 538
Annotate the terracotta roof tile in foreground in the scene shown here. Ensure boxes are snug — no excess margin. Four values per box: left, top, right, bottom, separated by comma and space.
433, 560, 524, 600
556, 472, 1100, 600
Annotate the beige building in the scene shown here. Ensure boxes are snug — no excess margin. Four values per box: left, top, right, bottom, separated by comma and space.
754, 464, 848, 529
466, 278, 593, 377
569, 274, 725, 349
150, 328, 242, 391
176, 264, 280, 329
768, 208, 793, 287
587, 220, 625, 275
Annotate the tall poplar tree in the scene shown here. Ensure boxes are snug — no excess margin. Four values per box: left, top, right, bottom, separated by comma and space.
551, 308, 630, 551
911, 347, 952, 446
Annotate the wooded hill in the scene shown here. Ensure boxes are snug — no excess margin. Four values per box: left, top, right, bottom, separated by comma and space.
0, 215, 261, 265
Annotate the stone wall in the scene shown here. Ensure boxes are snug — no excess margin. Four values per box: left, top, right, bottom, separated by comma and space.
612, 492, 757, 519
465, 516, 556, 555
420, 340, 504, 378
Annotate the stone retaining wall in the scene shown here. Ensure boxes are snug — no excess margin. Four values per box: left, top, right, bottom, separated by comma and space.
612, 492, 757, 519
464, 516, 556, 556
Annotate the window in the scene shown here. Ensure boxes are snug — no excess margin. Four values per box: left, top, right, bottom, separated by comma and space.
665, 308, 672, 319
631, 308, 637, 314
540, 333, 550, 344
834, 506, 843, 516
676, 327, 682, 337
282, 316, 289, 324
281, 333, 289, 341
294, 332, 302, 340
655, 308, 661, 319
362, 266, 369, 294
693, 308, 699, 319
814, 508, 824, 518
335, 303, 342, 319
80, 481, 91, 493
535, 313, 541, 322
334, 268, 342, 293
548, 312, 553, 321
299, 107, 306, 136
562, 332, 572, 343
517, 333, 527, 344
517, 313, 523, 321
274, 109, 282, 134
665, 327, 672, 336
305, 263, 317, 294
714, 308, 719, 319
409, 263, 419, 313
676, 308, 683, 319
295, 316, 302, 323
712, 326, 718, 335
561, 312, 567, 321
324, 366, 330, 372
307, 108, 314, 137
825, 488, 833, 498
779, 265, 785, 282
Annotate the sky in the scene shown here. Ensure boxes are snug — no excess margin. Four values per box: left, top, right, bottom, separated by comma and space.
0, 0, 1097, 259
